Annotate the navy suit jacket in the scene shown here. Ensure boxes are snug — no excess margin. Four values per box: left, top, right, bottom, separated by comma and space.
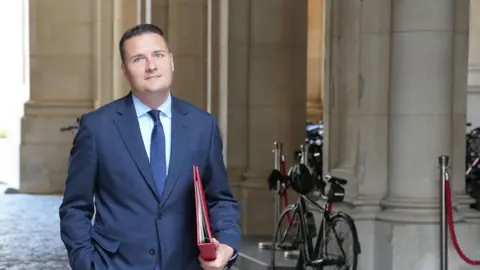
59, 92, 241, 270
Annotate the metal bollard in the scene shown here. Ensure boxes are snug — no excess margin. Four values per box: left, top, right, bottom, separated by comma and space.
439, 155, 449, 270
282, 144, 309, 260
273, 142, 283, 232
258, 142, 284, 250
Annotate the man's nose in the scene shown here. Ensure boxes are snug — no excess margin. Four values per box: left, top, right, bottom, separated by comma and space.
146, 58, 157, 71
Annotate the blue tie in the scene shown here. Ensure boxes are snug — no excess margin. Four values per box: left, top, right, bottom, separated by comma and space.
148, 110, 166, 270
148, 110, 167, 198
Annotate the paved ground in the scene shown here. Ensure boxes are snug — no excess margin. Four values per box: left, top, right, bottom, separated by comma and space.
0, 194, 70, 270
0, 194, 242, 270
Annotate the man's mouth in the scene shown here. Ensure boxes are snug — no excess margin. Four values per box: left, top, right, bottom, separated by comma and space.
146, 75, 161, 80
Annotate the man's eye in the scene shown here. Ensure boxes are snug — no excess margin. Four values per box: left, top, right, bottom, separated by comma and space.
133, 57, 142, 63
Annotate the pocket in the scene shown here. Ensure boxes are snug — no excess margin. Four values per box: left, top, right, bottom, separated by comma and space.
91, 226, 122, 253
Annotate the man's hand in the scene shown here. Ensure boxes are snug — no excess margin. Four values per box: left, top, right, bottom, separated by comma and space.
199, 238, 234, 270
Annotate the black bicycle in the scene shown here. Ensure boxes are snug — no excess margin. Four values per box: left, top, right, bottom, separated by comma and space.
270, 171, 361, 269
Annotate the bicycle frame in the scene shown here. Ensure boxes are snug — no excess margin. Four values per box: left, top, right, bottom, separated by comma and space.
285, 193, 331, 264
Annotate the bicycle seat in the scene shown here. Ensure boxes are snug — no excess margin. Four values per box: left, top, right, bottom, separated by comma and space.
324, 175, 347, 185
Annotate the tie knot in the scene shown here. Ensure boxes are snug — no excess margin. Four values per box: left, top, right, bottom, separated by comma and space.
148, 110, 161, 125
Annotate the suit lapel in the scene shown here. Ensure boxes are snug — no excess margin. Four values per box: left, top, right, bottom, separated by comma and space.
113, 93, 160, 201
159, 97, 189, 209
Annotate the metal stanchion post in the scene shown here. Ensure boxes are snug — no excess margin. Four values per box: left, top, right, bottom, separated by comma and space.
300, 144, 308, 165
439, 155, 449, 270
258, 142, 284, 250
283, 144, 309, 260
273, 142, 282, 231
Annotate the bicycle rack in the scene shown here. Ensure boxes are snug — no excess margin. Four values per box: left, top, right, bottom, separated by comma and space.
258, 141, 284, 250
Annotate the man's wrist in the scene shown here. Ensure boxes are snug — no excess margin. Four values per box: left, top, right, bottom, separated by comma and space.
229, 251, 238, 261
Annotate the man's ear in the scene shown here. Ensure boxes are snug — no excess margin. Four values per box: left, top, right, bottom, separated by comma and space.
170, 53, 175, 72
121, 63, 127, 76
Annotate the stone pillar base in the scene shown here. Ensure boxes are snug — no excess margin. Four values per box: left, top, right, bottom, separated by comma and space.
237, 180, 276, 236
455, 194, 480, 223
366, 221, 480, 270
19, 101, 91, 194
238, 169, 300, 237
377, 197, 463, 223
20, 142, 71, 194
351, 195, 383, 220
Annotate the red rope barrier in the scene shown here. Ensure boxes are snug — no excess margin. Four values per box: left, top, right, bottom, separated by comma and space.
445, 180, 480, 265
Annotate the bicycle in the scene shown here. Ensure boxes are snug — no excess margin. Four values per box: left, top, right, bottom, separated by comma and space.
270, 164, 361, 269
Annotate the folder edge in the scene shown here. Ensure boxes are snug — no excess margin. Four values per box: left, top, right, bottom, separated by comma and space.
193, 165, 217, 261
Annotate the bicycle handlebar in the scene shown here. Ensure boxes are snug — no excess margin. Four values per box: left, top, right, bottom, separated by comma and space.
60, 126, 78, 132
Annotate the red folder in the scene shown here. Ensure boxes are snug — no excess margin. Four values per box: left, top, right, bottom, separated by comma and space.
194, 165, 217, 261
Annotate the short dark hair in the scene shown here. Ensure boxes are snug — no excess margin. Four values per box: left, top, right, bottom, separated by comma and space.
119, 23, 167, 63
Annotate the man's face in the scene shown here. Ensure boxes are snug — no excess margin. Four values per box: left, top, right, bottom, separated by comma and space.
122, 33, 174, 94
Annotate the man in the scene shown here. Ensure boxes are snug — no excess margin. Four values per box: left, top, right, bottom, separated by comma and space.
59, 23, 241, 270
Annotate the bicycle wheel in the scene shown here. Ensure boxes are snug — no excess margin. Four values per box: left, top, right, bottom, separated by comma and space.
319, 212, 360, 270
271, 206, 301, 269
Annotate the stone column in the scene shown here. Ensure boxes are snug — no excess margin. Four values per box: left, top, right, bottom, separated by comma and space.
452, 0, 480, 222
306, 0, 325, 122
215, 0, 249, 225
467, 0, 480, 127
322, 0, 362, 204
21, 0, 96, 193
352, 0, 390, 220
463, 1, 480, 222
112, 0, 139, 101
322, 2, 391, 267
239, 0, 307, 236
93, 0, 114, 108
375, 0, 479, 268
379, 0, 457, 223
151, 0, 168, 34
94, 0, 145, 108
350, 1, 392, 267
166, 0, 208, 109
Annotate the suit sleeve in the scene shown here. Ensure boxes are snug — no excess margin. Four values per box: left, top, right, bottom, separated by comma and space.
204, 116, 242, 255
59, 115, 97, 270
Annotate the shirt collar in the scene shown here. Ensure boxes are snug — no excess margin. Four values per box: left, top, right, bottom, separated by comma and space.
132, 92, 172, 119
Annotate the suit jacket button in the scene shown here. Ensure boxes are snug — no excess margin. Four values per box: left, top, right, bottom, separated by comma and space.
149, 249, 156, 255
